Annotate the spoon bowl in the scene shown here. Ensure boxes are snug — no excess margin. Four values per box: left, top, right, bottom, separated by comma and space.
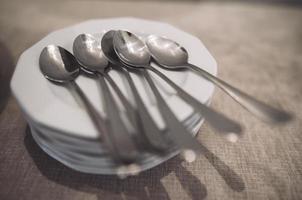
101, 30, 120, 65
73, 34, 109, 74
113, 30, 150, 68
146, 35, 188, 68
39, 45, 80, 83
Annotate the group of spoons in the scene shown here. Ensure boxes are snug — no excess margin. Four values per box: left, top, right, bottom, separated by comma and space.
39, 30, 291, 176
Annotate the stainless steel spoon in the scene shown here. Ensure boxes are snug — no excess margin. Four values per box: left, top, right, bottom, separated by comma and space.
39, 45, 121, 163
101, 31, 171, 152
146, 35, 292, 123
72, 34, 140, 163
112, 31, 210, 161
102, 31, 200, 162
113, 30, 242, 135
113, 30, 240, 159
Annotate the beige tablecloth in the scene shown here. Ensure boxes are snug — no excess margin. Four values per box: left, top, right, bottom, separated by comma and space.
0, 1, 302, 199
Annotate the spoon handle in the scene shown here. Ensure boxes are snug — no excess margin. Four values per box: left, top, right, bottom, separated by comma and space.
142, 69, 202, 153
68, 80, 119, 161
103, 73, 144, 146
97, 74, 139, 163
148, 66, 242, 134
103, 73, 136, 122
119, 67, 170, 152
186, 63, 292, 123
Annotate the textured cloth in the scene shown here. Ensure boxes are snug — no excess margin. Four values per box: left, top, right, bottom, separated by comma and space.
0, 1, 302, 200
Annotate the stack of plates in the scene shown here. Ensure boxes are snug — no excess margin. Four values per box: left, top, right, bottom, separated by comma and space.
11, 18, 217, 175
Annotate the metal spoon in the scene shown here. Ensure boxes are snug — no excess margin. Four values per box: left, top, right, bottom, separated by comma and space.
73, 35, 146, 150
146, 35, 292, 123
113, 30, 242, 136
102, 31, 199, 161
39, 45, 121, 163
112, 31, 214, 161
113, 31, 241, 161
72, 34, 140, 163
101, 31, 171, 152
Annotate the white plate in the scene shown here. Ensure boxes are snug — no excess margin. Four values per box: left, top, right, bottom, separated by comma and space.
29, 116, 204, 174
31, 112, 202, 155
29, 100, 205, 148
11, 18, 217, 139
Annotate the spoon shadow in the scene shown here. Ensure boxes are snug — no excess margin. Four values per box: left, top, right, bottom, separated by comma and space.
199, 144, 245, 192
24, 126, 244, 199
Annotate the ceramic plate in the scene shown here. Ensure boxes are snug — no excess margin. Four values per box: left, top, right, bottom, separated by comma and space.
11, 18, 217, 139
29, 116, 204, 174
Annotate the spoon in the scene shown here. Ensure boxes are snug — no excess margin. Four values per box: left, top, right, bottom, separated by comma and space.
73, 35, 147, 150
39, 45, 121, 163
102, 31, 199, 162
101, 30, 171, 152
146, 35, 292, 123
113, 31, 242, 160
113, 31, 220, 161
72, 34, 140, 164
113, 30, 242, 137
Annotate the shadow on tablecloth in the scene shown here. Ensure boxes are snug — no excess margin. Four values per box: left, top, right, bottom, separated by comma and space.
24, 126, 245, 200
0, 41, 14, 114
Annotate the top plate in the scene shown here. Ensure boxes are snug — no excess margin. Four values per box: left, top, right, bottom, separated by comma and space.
11, 18, 217, 138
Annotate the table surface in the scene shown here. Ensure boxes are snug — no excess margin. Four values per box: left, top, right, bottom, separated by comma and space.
1, 1, 302, 200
